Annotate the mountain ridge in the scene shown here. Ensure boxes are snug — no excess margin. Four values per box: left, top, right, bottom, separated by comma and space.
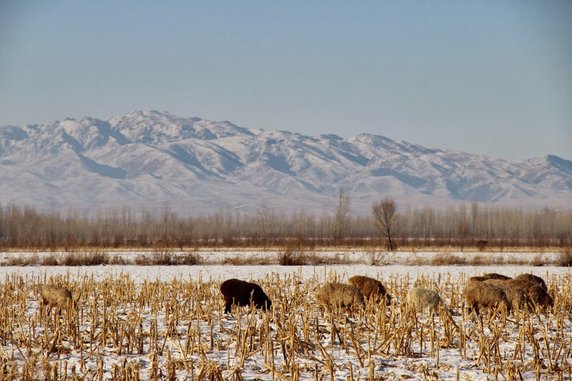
1, 110, 570, 215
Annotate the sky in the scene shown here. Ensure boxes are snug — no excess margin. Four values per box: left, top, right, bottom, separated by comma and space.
0, 1, 571, 160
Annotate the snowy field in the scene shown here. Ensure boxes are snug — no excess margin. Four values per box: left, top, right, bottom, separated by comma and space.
0, 250, 570, 380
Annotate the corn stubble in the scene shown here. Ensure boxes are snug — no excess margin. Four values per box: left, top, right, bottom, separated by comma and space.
0, 272, 570, 380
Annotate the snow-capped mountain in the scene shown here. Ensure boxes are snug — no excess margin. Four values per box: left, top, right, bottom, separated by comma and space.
1, 110, 570, 215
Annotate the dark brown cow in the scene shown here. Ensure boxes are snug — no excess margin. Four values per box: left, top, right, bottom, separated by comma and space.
220, 279, 272, 314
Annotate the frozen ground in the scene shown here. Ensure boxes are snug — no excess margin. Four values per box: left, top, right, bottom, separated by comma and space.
0, 249, 567, 282
0, 263, 569, 285
0, 250, 570, 380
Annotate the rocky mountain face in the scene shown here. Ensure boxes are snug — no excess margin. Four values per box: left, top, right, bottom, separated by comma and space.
1, 110, 570, 215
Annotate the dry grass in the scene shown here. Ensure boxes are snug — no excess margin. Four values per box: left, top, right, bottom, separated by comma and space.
134, 251, 201, 266
470, 255, 504, 266
556, 250, 572, 267
60, 251, 109, 266
221, 255, 274, 266
429, 253, 470, 266
3, 254, 41, 266
0, 249, 570, 267
0, 271, 570, 379
278, 247, 307, 265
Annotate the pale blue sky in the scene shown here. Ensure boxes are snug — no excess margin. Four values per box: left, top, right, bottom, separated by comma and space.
1, 1, 571, 159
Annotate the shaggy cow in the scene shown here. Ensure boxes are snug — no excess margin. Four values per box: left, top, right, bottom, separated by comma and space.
220, 279, 272, 314
514, 274, 548, 291
483, 277, 552, 311
482, 273, 512, 280
484, 279, 531, 312
407, 287, 458, 328
40, 284, 74, 316
464, 281, 511, 316
316, 283, 365, 312
348, 275, 391, 304
407, 287, 444, 315
508, 278, 553, 309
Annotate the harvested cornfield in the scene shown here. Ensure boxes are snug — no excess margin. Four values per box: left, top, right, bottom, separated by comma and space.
0, 265, 570, 380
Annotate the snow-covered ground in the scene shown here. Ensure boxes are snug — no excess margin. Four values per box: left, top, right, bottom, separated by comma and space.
0, 249, 568, 285
0, 250, 570, 380
0, 263, 569, 285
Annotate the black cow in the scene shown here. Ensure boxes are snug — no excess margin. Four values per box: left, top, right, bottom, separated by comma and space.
220, 278, 272, 313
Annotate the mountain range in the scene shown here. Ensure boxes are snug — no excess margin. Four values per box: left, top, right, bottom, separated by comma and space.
1, 110, 570, 216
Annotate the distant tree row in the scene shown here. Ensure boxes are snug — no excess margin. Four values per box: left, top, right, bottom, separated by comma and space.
0, 197, 570, 250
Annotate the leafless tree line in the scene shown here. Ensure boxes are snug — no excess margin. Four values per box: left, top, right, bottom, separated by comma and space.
0, 199, 570, 249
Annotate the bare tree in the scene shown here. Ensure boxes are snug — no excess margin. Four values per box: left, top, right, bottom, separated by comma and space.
457, 204, 469, 250
172, 217, 194, 250
160, 204, 172, 246
332, 189, 351, 243
372, 197, 398, 251
1, 199, 571, 250
470, 201, 479, 236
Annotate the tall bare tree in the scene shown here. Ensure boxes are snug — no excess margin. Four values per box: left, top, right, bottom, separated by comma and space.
160, 203, 172, 245
372, 197, 398, 251
332, 189, 351, 242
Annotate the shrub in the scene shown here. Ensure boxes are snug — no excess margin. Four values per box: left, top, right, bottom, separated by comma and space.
556, 250, 572, 267
40, 255, 59, 266
135, 251, 201, 266
278, 250, 350, 266
430, 253, 468, 266
178, 252, 201, 265
61, 251, 109, 266
108, 255, 128, 265
135, 252, 175, 265
364, 250, 387, 266
221, 255, 273, 266
530, 254, 544, 267
279, 248, 306, 266
471, 255, 504, 266
4, 254, 39, 266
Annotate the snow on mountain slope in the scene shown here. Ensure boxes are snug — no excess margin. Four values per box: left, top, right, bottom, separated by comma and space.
0, 111, 570, 215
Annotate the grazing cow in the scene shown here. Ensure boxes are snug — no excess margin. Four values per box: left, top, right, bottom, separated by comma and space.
482, 273, 511, 281
348, 275, 391, 304
514, 274, 547, 291
316, 283, 365, 312
220, 279, 272, 314
477, 240, 488, 251
40, 285, 74, 315
407, 287, 444, 315
464, 281, 511, 316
